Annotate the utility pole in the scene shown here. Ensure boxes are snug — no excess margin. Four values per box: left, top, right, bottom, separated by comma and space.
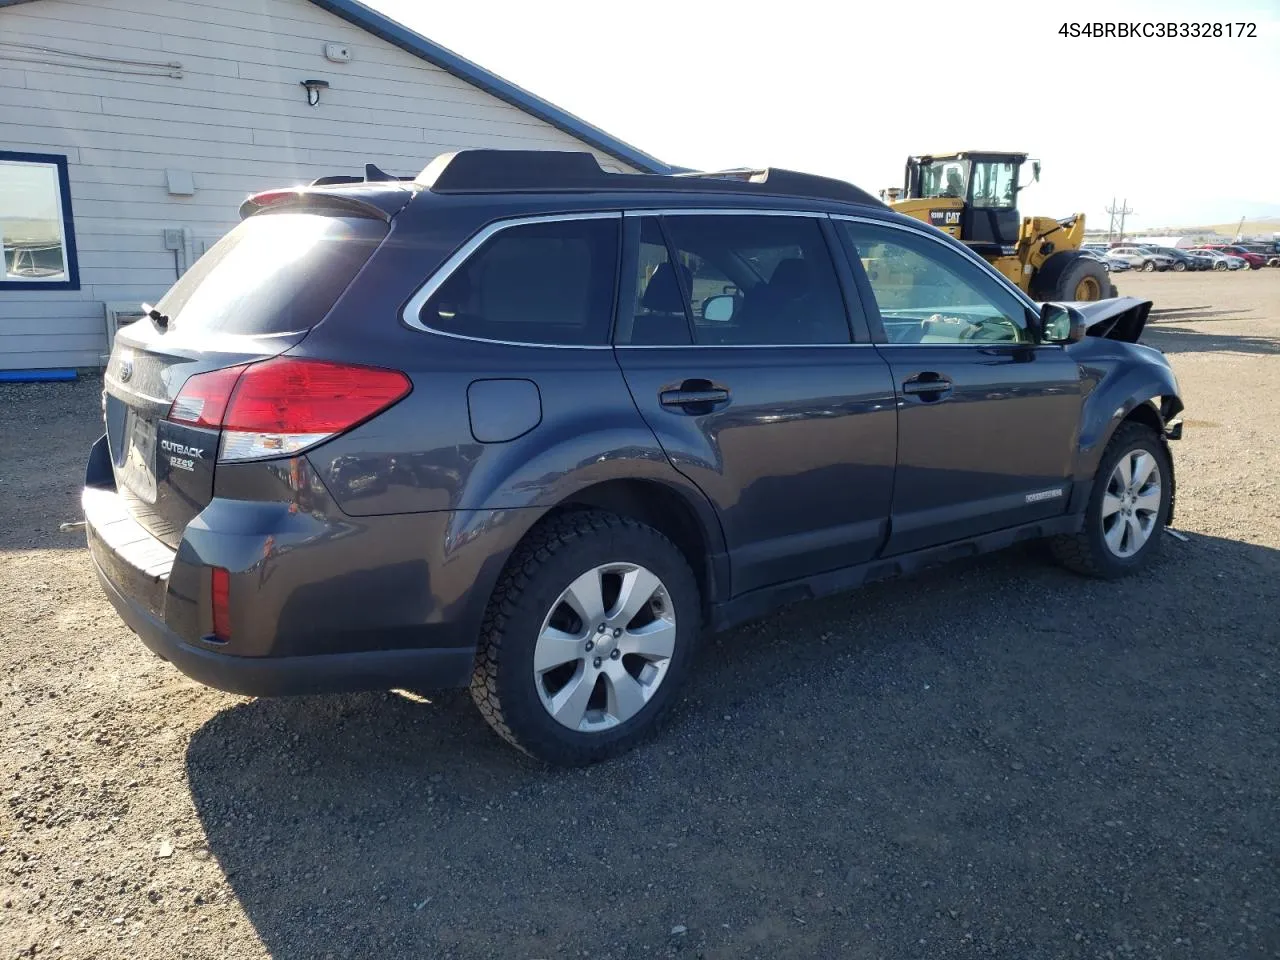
1105, 197, 1134, 241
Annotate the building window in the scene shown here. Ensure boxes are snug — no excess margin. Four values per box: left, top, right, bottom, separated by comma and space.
0, 152, 79, 291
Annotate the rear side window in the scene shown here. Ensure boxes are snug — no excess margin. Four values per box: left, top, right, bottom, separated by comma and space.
155, 211, 387, 335
421, 217, 619, 346
639, 214, 851, 346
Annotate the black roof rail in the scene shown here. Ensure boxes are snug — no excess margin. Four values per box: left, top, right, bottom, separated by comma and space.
416, 150, 883, 207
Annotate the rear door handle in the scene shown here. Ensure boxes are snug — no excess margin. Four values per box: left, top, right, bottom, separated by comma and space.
901, 374, 952, 396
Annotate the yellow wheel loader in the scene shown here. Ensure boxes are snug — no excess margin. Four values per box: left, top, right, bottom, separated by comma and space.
885, 152, 1114, 301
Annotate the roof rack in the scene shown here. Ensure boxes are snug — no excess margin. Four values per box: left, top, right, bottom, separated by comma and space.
415, 150, 882, 207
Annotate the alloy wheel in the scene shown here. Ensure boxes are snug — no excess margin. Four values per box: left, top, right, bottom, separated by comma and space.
533, 562, 676, 732
1101, 449, 1162, 558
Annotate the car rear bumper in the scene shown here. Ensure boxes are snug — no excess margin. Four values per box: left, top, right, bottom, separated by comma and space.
84, 434, 533, 696
89, 544, 475, 696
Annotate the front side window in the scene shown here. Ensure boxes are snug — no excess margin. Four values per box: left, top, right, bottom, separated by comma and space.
838, 221, 1031, 345
1, 152, 78, 290
422, 217, 619, 345
630, 214, 849, 346
970, 160, 1016, 209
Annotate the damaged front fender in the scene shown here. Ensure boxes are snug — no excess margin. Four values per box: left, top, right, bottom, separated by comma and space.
1062, 296, 1153, 343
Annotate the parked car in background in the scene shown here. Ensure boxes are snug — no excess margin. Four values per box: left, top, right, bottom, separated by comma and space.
1186, 248, 1248, 271
1081, 249, 1130, 273
1203, 245, 1265, 269
1108, 246, 1175, 272
1145, 246, 1213, 272
1237, 243, 1280, 266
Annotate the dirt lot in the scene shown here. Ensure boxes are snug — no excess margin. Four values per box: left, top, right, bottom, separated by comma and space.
2, 270, 1278, 960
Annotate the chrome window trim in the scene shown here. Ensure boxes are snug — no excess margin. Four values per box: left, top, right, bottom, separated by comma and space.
829, 213, 1050, 348
623, 208, 818, 218
615, 342, 876, 350
400, 210, 621, 349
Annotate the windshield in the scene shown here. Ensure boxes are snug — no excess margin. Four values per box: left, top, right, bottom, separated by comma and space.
919, 159, 970, 199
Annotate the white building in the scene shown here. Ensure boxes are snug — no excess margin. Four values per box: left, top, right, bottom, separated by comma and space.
0, 0, 665, 371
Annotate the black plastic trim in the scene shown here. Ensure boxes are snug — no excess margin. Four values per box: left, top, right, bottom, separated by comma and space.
710, 514, 1083, 633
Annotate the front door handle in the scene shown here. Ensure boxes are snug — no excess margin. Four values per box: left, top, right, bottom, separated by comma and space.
901, 373, 953, 397
659, 379, 730, 412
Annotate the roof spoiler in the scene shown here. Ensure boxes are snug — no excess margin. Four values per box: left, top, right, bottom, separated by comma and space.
238, 189, 399, 221
414, 150, 883, 206
309, 163, 416, 186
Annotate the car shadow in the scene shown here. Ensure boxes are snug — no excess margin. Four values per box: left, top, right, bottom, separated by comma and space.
186, 531, 1280, 958
1143, 324, 1280, 355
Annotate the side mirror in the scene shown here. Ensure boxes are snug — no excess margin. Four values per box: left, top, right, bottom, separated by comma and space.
1039, 302, 1088, 344
702, 294, 736, 323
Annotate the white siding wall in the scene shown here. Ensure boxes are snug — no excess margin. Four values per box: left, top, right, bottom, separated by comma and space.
0, 0, 639, 369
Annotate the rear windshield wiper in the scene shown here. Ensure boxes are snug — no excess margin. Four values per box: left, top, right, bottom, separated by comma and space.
141, 303, 169, 330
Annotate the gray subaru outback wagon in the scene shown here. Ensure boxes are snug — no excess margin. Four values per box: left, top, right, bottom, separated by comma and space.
85, 150, 1183, 764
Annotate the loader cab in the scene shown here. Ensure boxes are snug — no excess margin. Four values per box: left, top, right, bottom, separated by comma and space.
905, 152, 1036, 254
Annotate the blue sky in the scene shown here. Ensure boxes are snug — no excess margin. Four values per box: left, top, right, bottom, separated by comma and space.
368, 0, 1280, 230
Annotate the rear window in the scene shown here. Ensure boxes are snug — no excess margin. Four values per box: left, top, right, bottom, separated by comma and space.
154, 211, 387, 335
420, 217, 619, 346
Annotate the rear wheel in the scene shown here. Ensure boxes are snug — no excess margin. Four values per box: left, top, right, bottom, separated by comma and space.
1172, 260, 1187, 272
1143, 260, 1157, 272
1050, 422, 1171, 579
470, 510, 700, 765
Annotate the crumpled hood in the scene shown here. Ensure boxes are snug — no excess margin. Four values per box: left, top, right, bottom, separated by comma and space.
1061, 296, 1153, 343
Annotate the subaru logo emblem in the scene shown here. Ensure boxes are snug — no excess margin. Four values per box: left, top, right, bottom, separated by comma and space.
119, 358, 133, 383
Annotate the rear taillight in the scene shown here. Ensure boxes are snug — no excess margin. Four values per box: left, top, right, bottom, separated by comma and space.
168, 364, 248, 428
169, 358, 411, 462
210, 567, 231, 642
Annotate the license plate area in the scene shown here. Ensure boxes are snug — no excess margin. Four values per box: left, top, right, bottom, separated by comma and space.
119, 409, 158, 502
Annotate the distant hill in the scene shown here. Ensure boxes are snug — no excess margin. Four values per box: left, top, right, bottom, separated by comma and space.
1141, 218, 1280, 238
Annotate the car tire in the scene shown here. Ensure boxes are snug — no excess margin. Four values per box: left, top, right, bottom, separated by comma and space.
1172, 260, 1186, 272
1215, 261, 1227, 271
1142, 260, 1156, 272
1049, 422, 1172, 580
470, 509, 700, 765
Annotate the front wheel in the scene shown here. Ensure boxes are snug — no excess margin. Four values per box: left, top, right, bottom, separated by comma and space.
470, 510, 700, 765
1215, 261, 1228, 271
1050, 423, 1172, 579
1143, 260, 1157, 272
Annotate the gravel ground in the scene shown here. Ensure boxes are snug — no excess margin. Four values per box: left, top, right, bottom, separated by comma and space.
2, 270, 1278, 960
